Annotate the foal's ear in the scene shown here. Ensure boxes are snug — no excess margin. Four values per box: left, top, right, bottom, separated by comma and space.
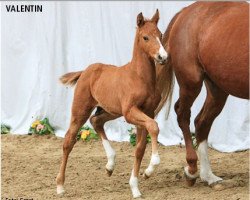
137, 12, 145, 27
151, 9, 159, 24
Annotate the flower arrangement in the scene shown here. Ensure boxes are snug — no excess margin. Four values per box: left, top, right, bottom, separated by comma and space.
1, 124, 11, 134
77, 125, 98, 141
128, 127, 151, 146
28, 118, 55, 135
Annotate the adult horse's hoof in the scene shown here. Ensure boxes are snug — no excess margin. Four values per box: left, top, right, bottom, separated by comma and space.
210, 179, 236, 191
132, 191, 142, 199
106, 168, 113, 177
134, 195, 143, 199
184, 166, 198, 186
184, 173, 197, 186
210, 182, 224, 191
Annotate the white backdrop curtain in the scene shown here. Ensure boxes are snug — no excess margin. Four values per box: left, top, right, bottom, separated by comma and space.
1, 1, 249, 152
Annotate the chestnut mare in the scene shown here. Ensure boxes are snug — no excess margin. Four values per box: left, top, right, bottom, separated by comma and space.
159, 2, 249, 187
56, 10, 174, 198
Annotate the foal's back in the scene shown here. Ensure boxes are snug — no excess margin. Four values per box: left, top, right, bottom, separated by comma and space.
79, 62, 150, 115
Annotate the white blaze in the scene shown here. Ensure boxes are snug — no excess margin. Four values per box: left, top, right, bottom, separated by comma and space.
156, 37, 168, 59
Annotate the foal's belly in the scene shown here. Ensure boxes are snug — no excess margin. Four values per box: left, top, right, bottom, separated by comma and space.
91, 69, 124, 115
92, 84, 123, 116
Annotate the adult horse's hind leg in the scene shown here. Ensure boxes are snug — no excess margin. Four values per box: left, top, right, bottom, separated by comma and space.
195, 78, 228, 186
56, 88, 96, 195
174, 75, 203, 186
90, 109, 118, 176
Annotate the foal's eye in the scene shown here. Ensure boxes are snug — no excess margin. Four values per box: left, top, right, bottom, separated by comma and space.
143, 36, 149, 41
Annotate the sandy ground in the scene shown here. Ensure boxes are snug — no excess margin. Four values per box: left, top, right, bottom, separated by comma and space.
1, 134, 249, 200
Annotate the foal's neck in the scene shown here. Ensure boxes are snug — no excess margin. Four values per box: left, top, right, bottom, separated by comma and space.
130, 32, 156, 87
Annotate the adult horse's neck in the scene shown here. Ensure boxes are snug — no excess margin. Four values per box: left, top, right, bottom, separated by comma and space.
130, 31, 156, 88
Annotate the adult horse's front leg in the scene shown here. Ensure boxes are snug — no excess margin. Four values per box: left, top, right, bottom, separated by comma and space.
195, 79, 228, 186
124, 107, 160, 198
175, 84, 202, 186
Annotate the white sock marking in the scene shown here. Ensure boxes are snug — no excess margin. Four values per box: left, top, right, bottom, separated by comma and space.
184, 166, 199, 179
57, 185, 65, 195
102, 139, 116, 171
145, 152, 160, 177
198, 140, 223, 185
129, 170, 142, 198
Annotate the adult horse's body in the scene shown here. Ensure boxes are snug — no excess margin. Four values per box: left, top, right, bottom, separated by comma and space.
56, 10, 173, 198
160, 1, 249, 186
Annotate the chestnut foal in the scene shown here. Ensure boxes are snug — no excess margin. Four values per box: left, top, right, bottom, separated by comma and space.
56, 10, 168, 198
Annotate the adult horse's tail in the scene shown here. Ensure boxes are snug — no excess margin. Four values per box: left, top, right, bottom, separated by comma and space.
154, 56, 174, 117
59, 71, 82, 86
154, 11, 181, 117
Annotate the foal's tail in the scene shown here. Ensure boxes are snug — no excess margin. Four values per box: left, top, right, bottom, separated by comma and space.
59, 71, 82, 86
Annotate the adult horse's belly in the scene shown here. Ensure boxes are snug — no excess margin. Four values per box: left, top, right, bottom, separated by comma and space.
199, 3, 249, 99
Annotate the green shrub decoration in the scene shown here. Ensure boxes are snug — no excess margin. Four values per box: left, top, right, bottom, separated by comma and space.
28, 118, 55, 135
77, 125, 99, 141
191, 132, 198, 149
1, 124, 11, 134
128, 127, 151, 146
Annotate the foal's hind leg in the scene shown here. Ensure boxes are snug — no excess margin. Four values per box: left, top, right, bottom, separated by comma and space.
56, 91, 96, 195
90, 110, 118, 176
194, 78, 228, 186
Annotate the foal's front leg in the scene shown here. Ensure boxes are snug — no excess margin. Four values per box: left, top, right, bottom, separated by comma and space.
124, 107, 160, 198
129, 127, 147, 198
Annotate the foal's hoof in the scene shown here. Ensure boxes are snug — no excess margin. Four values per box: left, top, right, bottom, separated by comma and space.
143, 173, 150, 180
57, 185, 65, 196
106, 168, 113, 177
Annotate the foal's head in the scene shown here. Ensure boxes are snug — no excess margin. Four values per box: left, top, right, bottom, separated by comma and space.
136, 9, 167, 65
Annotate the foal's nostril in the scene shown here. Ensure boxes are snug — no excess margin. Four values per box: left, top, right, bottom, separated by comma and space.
158, 55, 162, 60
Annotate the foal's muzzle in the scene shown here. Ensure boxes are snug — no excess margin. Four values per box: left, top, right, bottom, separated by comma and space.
155, 54, 167, 65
